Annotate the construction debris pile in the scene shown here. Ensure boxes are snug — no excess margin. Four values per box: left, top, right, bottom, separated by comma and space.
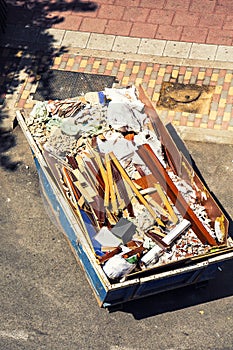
25, 86, 232, 282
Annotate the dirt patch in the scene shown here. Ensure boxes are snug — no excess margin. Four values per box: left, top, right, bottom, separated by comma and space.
157, 82, 214, 114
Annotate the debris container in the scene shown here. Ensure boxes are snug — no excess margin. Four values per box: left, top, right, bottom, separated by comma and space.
16, 85, 233, 308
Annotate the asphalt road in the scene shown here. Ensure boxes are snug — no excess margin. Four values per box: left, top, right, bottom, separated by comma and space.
0, 125, 233, 350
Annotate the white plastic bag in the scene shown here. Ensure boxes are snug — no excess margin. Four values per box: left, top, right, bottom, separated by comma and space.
103, 255, 136, 280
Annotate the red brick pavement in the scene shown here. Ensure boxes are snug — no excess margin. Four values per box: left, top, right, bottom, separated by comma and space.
6, 0, 233, 46
14, 50, 233, 132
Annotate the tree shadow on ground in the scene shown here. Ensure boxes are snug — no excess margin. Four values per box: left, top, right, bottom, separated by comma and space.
0, 0, 98, 170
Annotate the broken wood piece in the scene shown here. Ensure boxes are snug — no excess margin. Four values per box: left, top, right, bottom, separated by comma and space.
144, 194, 172, 220
105, 208, 118, 226
73, 174, 105, 226
149, 226, 166, 238
67, 155, 79, 169
78, 196, 85, 207
79, 162, 99, 195
101, 246, 121, 252
126, 240, 142, 249
138, 85, 181, 176
145, 231, 170, 250
139, 187, 157, 195
154, 183, 178, 224
93, 151, 110, 208
73, 179, 95, 203
113, 183, 126, 210
63, 167, 81, 204
97, 246, 122, 264
85, 158, 105, 190
133, 174, 157, 189
105, 153, 118, 214
137, 143, 218, 246
73, 168, 98, 202
109, 152, 164, 227
111, 161, 135, 216
61, 167, 95, 251
122, 246, 145, 259
90, 195, 105, 226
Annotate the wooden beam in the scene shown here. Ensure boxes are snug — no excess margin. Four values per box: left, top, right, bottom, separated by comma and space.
136, 144, 218, 246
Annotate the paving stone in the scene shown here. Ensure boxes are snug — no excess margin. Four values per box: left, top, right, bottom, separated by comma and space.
225, 104, 232, 113
199, 14, 225, 28
52, 15, 82, 31
157, 25, 183, 41
164, 41, 192, 58
211, 101, 219, 112
123, 7, 150, 22
221, 90, 229, 99
39, 28, 65, 46
207, 29, 233, 46
98, 4, 125, 20
189, 44, 217, 61
173, 12, 199, 27
148, 9, 175, 25
112, 36, 140, 53
130, 23, 158, 39
87, 33, 115, 51
138, 39, 166, 56
104, 20, 132, 36
215, 46, 233, 62
165, 0, 190, 11
80, 18, 108, 33
217, 77, 225, 85
163, 73, 171, 82
190, 76, 197, 84
62, 31, 90, 48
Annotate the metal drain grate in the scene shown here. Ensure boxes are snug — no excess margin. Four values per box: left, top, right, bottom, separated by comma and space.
33, 70, 116, 101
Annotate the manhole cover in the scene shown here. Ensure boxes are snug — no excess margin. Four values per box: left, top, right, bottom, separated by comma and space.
33, 70, 116, 101
157, 82, 214, 114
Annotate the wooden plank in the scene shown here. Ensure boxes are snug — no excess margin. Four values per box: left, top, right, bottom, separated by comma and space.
109, 152, 165, 227
105, 154, 118, 214
154, 183, 178, 224
91, 150, 110, 208
137, 144, 218, 246
138, 85, 182, 176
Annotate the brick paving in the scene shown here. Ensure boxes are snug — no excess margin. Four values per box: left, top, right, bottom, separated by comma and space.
5, 0, 233, 46
75, 0, 231, 45
1, 1, 232, 140
16, 51, 233, 132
